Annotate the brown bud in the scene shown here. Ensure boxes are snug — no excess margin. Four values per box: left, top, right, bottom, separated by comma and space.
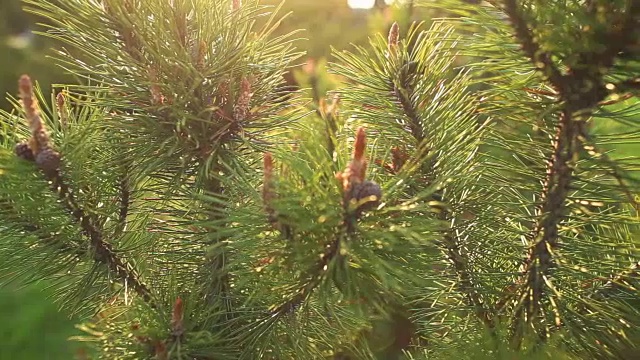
353, 127, 366, 167
19, 75, 50, 154
391, 146, 408, 172
232, 0, 241, 11
337, 127, 369, 195
352, 180, 382, 213
388, 22, 399, 52
56, 91, 68, 128
14, 142, 35, 162
233, 77, 253, 122
171, 297, 184, 336
35, 148, 61, 176
194, 40, 207, 70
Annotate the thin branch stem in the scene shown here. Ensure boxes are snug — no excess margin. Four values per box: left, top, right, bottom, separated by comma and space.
591, 261, 640, 300
503, 0, 640, 346
389, 50, 493, 328
512, 108, 579, 341
443, 232, 494, 328
49, 170, 153, 303
394, 63, 424, 143
271, 235, 343, 315
502, 0, 565, 91
113, 171, 131, 238
199, 176, 232, 312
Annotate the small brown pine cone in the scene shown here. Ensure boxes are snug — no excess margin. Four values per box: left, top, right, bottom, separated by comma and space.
352, 180, 382, 213
14, 142, 35, 161
35, 147, 61, 176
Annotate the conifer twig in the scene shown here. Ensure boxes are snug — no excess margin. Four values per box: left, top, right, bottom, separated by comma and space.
502, 0, 640, 344
320, 94, 340, 160
274, 128, 378, 315
113, 172, 131, 238
50, 174, 153, 303
271, 235, 342, 315
0, 200, 85, 257
199, 176, 232, 312
591, 261, 640, 300
17, 75, 154, 304
393, 65, 424, 143
502, 0, 564, 90
385, 24, 492, 328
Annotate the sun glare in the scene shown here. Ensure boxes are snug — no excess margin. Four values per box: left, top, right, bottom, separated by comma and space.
347, 0, 375, 9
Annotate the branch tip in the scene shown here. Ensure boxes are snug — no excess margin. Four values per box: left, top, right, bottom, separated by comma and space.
388, 22, 400, 51
171, 297, 184, 336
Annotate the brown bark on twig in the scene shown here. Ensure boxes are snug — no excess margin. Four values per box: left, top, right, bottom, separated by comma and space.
502, 0, 640, 345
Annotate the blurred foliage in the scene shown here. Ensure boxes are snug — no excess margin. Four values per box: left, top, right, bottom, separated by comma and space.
0, 0, 73, 111
0, 282, 88, 359
0, 0, 432, 111
258, 0, 426, 59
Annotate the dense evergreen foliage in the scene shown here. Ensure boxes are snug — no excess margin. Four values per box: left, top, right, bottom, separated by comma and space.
1, 0, 639, 359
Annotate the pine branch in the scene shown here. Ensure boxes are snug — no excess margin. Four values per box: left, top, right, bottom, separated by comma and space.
0, 200, 86, 258
501, 0, 640, 345
113, 171, 130, 238
393, 64, 424, 143
271, 234, 343, 315
273, 128, 377, 316
502, 0, 564, 91
387, 27, 492, 328
592, 261, 640, 300
442, 232, 493, 328
49, 172, 153, 303
15, 74, 154, 304
199, 176, 232, 312
511, 106, 579, 341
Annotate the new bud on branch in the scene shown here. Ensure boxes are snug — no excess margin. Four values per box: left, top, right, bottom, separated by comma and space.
233, 77, 253, 123
337, 127, 381, 216
170, 297, 184, 337
16, 75, 61, 177
388, 22, 400, 52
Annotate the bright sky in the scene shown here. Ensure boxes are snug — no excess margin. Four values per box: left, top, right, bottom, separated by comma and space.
347, 0, 375, 8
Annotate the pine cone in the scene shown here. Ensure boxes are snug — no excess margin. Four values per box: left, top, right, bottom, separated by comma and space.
14, 142, 35, 161
35, 148, 61, 176
352, 180, 382, 213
